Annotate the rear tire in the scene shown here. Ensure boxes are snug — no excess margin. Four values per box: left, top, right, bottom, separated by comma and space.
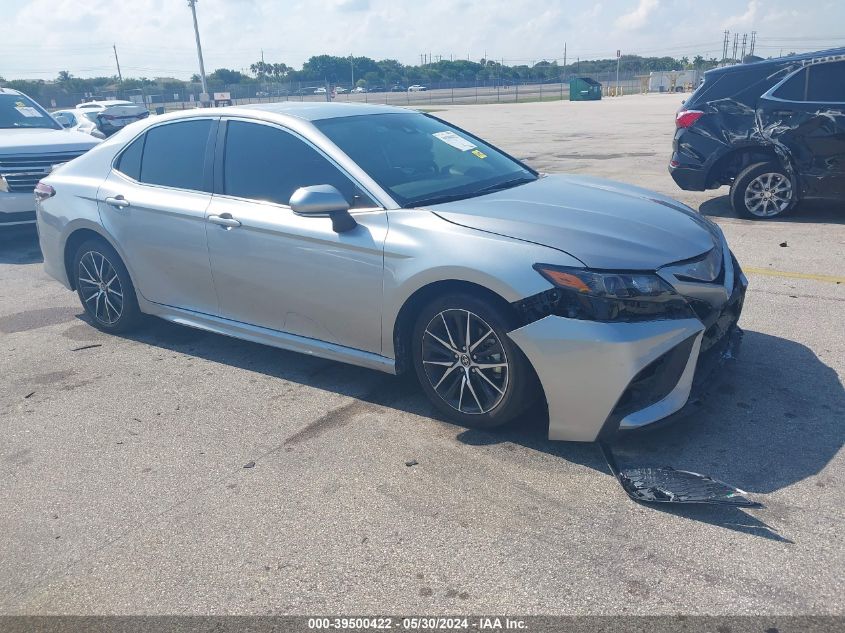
731, 161, 797, 219
411, 292, 538, 429
73, 238, 142, 333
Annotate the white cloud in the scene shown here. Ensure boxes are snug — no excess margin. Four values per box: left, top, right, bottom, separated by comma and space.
721, 0, 760, 29
614, 0, 659, 31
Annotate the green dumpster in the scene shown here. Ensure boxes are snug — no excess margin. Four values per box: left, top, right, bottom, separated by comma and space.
569, 77, 602, 101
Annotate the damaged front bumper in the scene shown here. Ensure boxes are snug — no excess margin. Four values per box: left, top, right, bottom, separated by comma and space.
508, 250, 747, 443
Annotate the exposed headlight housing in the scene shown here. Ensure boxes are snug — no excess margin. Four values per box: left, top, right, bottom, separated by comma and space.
533, 264, 694, 322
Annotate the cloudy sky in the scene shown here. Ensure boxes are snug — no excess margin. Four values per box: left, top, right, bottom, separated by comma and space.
2, 0, 843, 80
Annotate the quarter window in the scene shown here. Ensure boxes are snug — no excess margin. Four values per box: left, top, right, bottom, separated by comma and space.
115, 134, 144, 181
807, 61, 845, 102
222, 120, 372, 207
773, 68, 806, 101
138, 120, 212, 191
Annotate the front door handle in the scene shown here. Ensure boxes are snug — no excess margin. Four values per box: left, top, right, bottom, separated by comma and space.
104, 195, 130, 209
208, 213, 242, 228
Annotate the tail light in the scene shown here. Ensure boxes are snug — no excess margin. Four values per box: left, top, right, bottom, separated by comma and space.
676, 109, 704, 128
34, 182, 56, 201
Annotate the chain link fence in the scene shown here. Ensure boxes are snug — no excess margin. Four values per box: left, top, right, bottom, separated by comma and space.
35, 70, 694, 113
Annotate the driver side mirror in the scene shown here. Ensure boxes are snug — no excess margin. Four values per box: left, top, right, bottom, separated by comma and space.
54, 114, 71, 128
290, 185, 357, 233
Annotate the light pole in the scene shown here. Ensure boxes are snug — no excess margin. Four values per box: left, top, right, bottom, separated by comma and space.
187, 0, 209, 102
616, 49, 621, 96
350, 54, 354, 89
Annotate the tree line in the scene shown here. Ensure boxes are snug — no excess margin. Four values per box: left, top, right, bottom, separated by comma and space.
1, 52, 758, 102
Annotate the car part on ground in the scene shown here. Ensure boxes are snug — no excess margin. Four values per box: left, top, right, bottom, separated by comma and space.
37, 102, 745, 442
669, 47, 845, 219
600, 442, 762, 507
0, 88, 100, 226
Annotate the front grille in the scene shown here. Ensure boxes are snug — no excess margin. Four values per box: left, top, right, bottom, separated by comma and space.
0, 151, 85, 193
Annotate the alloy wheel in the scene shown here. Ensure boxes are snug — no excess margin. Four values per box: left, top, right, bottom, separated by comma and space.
421, 309, 509, 415
744, 172, 792, 217
78, 250, 124, 325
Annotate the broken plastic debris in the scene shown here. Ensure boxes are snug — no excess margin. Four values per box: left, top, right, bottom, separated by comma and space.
243, 461, 255, 469
600, 443, 763, 508
405, 459, 419, 467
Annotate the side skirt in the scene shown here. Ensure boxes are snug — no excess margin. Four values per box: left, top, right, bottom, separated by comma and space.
141, 300, 397, 375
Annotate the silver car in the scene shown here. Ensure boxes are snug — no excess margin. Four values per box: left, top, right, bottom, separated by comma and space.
35, 103, 746, 442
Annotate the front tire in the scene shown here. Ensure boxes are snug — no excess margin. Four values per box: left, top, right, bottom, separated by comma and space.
411, 293, 537, 429
731, 161, 797, 219
73, 238, 142, 333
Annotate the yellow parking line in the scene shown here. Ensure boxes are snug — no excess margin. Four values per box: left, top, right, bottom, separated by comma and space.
744, 267, 845, 284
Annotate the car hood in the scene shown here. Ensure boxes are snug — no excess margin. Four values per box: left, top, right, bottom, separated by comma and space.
0, 128, 101, 153
427, 174, 719, 270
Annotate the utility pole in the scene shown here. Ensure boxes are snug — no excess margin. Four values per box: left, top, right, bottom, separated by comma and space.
722, 30, 730, 62
616, 49, 621, 95
261, 49, 264, 63
350, 53, 354, 87
750, 31, 757, 56
732, 33, 739, 62
186, 0, 209, 101
113, 44, 123, 82
741, 33, 747, 60
563, 42, 566, 78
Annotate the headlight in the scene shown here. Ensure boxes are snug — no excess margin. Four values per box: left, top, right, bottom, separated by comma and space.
533, 264, 694, 322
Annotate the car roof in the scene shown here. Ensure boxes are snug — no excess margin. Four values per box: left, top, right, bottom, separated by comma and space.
0, 87, 25, 96
78, 100, 135, 107
148, 101, 410, 125
704, 46, 845, 80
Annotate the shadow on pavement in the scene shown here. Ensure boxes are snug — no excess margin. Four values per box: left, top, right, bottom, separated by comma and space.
0, 225, 42, 265
91, 312, 844, 542
700, 194, 845, 224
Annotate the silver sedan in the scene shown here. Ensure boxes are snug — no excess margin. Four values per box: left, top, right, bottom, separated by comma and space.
35, 103, 746, 442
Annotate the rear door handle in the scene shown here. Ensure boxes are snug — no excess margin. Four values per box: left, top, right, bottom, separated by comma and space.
104, 195, 130, 209
208, 214, 242, 228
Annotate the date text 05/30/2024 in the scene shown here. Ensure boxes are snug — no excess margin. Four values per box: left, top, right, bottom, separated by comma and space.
307, 617, 527, 630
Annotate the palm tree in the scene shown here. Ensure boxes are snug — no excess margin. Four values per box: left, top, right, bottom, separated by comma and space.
250, 61, 269, 79
57, 70, 73, 83
271, 63, 289, 80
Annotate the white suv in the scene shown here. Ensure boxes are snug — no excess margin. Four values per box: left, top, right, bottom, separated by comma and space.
0, 88, 100, 226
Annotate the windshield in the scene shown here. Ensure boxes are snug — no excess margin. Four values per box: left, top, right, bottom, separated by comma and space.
0, 94, 61, 130
314, 112, 536, 207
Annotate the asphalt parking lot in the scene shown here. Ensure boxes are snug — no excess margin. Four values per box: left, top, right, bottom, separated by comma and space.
1, 94, 843, 615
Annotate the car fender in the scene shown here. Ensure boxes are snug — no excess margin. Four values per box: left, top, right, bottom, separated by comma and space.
380, 209, 580, 358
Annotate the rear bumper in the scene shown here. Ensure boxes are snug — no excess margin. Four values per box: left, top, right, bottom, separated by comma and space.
669, 160, 708, 191
0, 192, 36, 225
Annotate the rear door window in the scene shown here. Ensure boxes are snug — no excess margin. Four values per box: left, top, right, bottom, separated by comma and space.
138, 120, 212, 191
807, 61, 845, 102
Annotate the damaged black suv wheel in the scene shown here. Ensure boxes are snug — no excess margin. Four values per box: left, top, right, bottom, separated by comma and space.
731, 161, 797, 220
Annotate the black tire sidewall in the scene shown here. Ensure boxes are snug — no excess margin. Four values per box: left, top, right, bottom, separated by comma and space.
73, 238, 141, 333
411, 293, 535, 429
731, 161, 796, 220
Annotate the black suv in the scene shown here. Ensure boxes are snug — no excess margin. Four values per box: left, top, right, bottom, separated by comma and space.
670, 48, 845, 219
